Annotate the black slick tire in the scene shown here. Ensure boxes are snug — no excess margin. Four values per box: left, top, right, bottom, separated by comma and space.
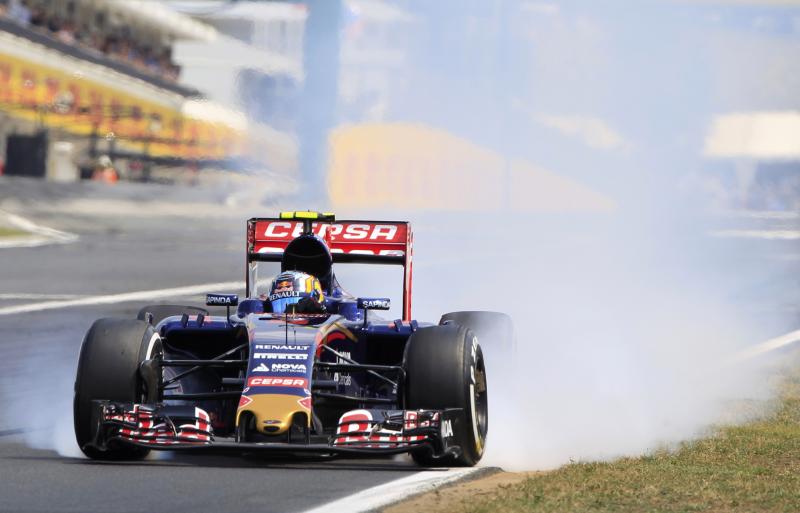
440, 311, 514, 356
73, 318, 160, 460
404, 324, 488, 467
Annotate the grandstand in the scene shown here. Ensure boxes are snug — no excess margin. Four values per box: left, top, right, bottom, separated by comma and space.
0, 0, 263, 182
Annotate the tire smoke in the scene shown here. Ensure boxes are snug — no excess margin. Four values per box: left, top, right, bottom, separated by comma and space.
324, 1, 797, 470
330, 209, 789, 471
428, 215, 785, 470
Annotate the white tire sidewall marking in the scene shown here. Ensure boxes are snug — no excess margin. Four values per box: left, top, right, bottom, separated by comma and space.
144, 332, 161, 359
468, 335, 482, 455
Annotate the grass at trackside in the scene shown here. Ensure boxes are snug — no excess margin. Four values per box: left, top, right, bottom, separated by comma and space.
463, 367, 800, 513
0, 227, 28, 238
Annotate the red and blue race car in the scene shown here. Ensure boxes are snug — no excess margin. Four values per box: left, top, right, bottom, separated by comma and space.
74, 211, 512, 466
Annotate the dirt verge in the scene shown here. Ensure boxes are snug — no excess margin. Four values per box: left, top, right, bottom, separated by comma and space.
383, 470, 537, 513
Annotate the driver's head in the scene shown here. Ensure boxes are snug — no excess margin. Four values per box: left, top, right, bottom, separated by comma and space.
267, 271, 325, 314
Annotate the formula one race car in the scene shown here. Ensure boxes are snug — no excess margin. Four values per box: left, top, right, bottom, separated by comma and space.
74, 212, 512, 466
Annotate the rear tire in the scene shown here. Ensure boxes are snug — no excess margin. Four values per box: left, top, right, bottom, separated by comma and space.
74, 318, 160, 460
137, 304, 208, 326
440, 311, 514, 357
404, 325, 488, 467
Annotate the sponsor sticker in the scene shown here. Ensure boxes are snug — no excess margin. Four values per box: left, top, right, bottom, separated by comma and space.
206, 293, 238, 306
268, 291, 301, 302
271, 363, 307, 372
254, 353, 306, 360
261, 222, 401, 242
253, 362, 307, 373
357, 297, 391, 310
441, 419, 454, 438
238, 395, 253, 408
254, 344, 310, 351
333, 351, 352, 386
247, 377, 308, 388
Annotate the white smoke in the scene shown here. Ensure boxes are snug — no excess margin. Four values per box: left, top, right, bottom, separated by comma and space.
428, 214, 784, 469
323, 1, 796, 470
325, 208, 783, 471
0, 331, 84, 457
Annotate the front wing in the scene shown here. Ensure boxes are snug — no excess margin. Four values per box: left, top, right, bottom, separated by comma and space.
86, 401, 463, 460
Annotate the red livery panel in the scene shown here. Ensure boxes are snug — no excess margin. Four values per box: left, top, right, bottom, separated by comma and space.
252, 221, 409, 256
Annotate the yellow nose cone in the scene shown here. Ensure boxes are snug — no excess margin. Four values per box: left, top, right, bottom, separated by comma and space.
237, 394, 311, 434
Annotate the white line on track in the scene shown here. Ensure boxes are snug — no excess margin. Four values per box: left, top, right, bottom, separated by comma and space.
730, 328, 800, 362
300, 468, 481, 513
711, 229, 800, 240
0, 281, 243, 316
0, 210, 78, 248
0, 237, 58, 249
0, 293, 89, 300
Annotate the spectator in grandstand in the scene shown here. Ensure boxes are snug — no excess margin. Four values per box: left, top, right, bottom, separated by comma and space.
6, 0, 30, 25
57, 19, 76, 45
28, 4, 45, 28
0, 0, 182, 83
145, 49, 159, 73
46, 15, 61, 34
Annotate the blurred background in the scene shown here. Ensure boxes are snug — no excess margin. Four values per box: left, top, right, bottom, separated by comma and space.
0, 0, 797, 213
0, 0, 799, 474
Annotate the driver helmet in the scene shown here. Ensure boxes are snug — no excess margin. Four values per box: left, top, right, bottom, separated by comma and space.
267, 271, 325, 313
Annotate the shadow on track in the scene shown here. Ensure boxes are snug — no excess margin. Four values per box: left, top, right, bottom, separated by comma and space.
7, 446, 444, 473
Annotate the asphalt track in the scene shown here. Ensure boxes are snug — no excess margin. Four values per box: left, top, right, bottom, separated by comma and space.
0, 177, 797, 513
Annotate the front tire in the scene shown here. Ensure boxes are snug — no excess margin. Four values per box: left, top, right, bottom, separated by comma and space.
404, 324, 488, 467
74, 318, 160, 460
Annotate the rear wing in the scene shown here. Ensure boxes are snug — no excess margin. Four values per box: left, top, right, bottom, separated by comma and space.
246, 213, 414, 320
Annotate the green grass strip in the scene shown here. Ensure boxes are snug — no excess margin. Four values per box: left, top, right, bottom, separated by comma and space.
464, 368, 800, 513
0, 227, 30, 238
